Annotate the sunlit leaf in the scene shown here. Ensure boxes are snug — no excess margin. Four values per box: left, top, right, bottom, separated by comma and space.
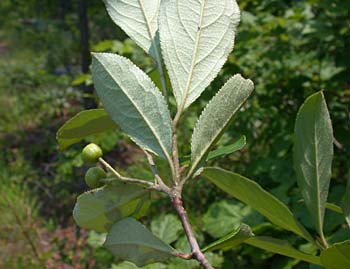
104, 0, 161, 62
159, 0, 241, 110
57, 109, 116, 150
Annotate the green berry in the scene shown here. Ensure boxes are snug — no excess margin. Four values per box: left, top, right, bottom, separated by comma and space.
85, 167, 106, 189
82, 143, 103, 163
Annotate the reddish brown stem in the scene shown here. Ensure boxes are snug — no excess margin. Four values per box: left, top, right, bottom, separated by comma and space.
171, 191, 214, 269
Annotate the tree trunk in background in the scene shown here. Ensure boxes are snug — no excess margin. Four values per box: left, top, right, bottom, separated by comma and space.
78, 0, 96, 109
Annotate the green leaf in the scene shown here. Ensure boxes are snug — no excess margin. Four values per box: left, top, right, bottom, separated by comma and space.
150, 214, 182, 244
73, 183, 149, 233
326, 202, 343, 214
104, 218, 175, 266
92, 53, 172, 161
190, 75, 253, 176
202, 167, 313, 241
341, 175, 350, 229
202, 200, 263, 238
56, 109, 117, 150
202, 224, 254, 252
180, 135, 246, 166
320, 240, 350, 269
246, 236, 321, 265
103, 0, 161, 62
207, 135, 246, 161
159, 0, 241, 110
294, 91, 333, 235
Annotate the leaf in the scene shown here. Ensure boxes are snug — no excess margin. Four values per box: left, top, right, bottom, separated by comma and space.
180, 135, 246, 166
202, 200, 263, 238
245, 236, 322, 265
320, 240, 350, 269
341, 175, 350, 229
92, 53, 172, 161
202, 167, 313, 241
202, 224, 254, 252
56, 109, 117, 150
326, 202, 343, 214
150, 214, 182, 244
294, 91, 333, 235
159, 0, 241, 110
104, 218, 175, 266
207, 135, 246, 161
73, 183, 149, 233
103, 0, 162, 62
190, 75, 253, 176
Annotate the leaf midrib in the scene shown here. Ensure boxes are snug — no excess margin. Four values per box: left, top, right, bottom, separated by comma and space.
138, 0, 162, 65
178, 0, 206, 112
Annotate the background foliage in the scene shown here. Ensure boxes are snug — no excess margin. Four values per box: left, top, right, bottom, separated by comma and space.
0, 0, 349, 268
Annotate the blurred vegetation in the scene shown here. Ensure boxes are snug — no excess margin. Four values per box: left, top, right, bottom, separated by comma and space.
0, 0, 349, 268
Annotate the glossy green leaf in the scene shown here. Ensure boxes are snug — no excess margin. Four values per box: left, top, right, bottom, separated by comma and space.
150, 214, 182, 244
104, 218, 175, 266
56, 109, 116, 150
320, 240, 350, 269
159, 0, 241, 110
342, 175, 350, 229
73, 183, 149, 233
104, 0, 161, 62
190, 75, 253, 176
202, 167, 313, 241
294, 91, 333, 235
246, 236, 321, 265
207, 135, 246, 161
202, 224, 254, 252
92, 53, 172, 161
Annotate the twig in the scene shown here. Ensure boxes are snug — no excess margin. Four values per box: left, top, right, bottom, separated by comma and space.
171, 190, 214, 269
172, 128, 181, 185
99, 157, 153, 187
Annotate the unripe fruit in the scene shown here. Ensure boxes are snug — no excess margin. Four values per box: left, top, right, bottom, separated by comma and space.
82, 143, 103, 163
85, 167, 106, 189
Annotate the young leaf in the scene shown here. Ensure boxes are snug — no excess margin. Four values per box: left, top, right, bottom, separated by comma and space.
341, 175, 350, 229
104, 218, 175, 266
159, 0, 241, 110
202, 167, 313, 242
103, 0, 161, 62
150, 214, 183, 244
294, 91, 333, 235
320, 240, 350, 269
73, 183, 149, 233
190, 75, 253, 176
57, 109, 117, 150
202, 224, 254, 252
207, 135, 246, 161
246, 236, 322, 265
92, 53, 172, 161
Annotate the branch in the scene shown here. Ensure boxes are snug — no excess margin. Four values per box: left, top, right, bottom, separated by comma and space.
171, 190, 214, 269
